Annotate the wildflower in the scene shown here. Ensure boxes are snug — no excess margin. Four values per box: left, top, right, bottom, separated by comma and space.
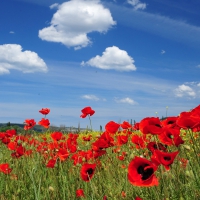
120, 121, 132, 129
158, 127, 184, 147
151, 150, 179, 170
24, 119, 36, 130
76, 189, 85, 198
51, 132, 63, 141
135, 197, 143, 200
139, 117, 163, 135
176, 110, 200, 129
147, 142, 167, 153
80, 106, 95, 118
80, 163, 96, 182
46, 159, 56, 168
39, 108, 50, 115
105, 121, 120, 134
131, 135, 146, 149
128, 156, 158, 187
38, 118, 50, 128
0, 163, 12, 174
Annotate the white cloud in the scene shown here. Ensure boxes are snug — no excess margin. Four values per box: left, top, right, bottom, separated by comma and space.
81, 94, 100, 101
127, 0, 147, 10
39, 0, 116, 49
174, 84, 196, 98
81, 46, 136, 71
115, 97, 138, 105
161, 50, 165, 54
0, 44, 48, 75
197, 83, 200, 87
9, 31, 15, 34
196, 64, 200, 68
49, 3, 59, 9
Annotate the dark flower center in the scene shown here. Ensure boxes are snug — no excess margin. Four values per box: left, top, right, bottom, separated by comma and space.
164, 156, 171, 161
167, 121, 174, 125
167, 134, 174, 139
155, 124, 162, 128
137, 165, 154, 180
86, 168, 94, 175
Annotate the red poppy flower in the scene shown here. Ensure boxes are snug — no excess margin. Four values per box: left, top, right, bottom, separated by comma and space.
161, 117, 180, 129
139, 117, 163, 135
51, 132, 63, 141
46, 159, 56, 168
57, 148, 69, 161
133, 122, 140, 130
152, 150, 179, 170
128, 156, 158, 187
92, 132, 114, 151
0, 163, 12, 174
80, 106, 95, 118
158, 128, 184, 147
120, 121, 132, 129
116, 134, 128, 146
135, 197, 143, 200
80, 163, 96, 182
39, 108, 50, 115
105, 121, 120, 134
11, 145, 26, 158
147, 142, 167, 153
76, 189, 85, 198
24, 119, 36, 130
38, 118, 50, 128
131, 135, 147, 149
5, 129, 17, 137
176, 111, 200, 129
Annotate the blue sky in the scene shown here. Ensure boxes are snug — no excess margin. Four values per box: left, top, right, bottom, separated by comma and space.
0, 0, 200, 130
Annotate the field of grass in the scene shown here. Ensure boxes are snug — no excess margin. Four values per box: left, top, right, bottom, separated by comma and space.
0, 106, 200, 200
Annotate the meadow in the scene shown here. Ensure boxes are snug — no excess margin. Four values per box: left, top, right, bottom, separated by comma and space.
0, 106, 200, 200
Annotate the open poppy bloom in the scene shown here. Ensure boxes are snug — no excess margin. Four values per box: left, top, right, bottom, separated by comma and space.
151, 150, 179, 170
80, 106, 95, 118
51, 132, 63, 141
176, 110, 200, 129
158, 127, 184, 147
139, 117, 163, 135
39, 108, 50, 115
24, 119, 36, 130
120, 121, 132, 129
80, 163, 96, 182
38, 118, 50, 128
147, 142, 167, 153
128, 156, 158, 187
105, 121, 120, 134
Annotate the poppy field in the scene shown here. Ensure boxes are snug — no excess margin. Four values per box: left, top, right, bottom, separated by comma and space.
0, 106, 200, 200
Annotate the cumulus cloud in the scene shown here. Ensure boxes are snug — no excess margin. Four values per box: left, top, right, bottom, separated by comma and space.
81, 46, 136, 71
174, 84, 196, 98
115, 97, 138, 105
39, 0, 116, 49
127, 0, 147, 10
0, 44, 48, 75
81, 94, 100, 101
